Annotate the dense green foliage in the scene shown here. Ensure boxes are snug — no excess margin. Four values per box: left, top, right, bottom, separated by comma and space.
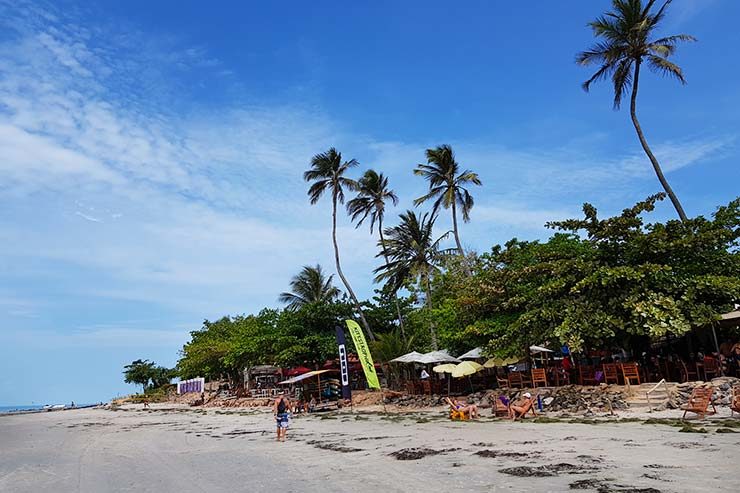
177, 293, 411, 385
175, 193, 739, 383
123, 359, 175, 393
433, 195, 740, 357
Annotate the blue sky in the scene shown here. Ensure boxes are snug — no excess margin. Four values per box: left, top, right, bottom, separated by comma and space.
1, 0, 738, 405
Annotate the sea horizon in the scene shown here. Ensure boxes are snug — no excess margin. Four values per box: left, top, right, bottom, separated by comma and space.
0, 403, 96, 414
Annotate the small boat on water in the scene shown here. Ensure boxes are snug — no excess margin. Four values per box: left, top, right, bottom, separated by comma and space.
43, 404, 66, 411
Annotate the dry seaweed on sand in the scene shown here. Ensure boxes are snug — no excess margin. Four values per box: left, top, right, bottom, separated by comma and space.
389, 447, 460, 460
499, 463, 599, 477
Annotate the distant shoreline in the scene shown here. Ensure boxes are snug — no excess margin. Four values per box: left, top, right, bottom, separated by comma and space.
0, 404, 98, 417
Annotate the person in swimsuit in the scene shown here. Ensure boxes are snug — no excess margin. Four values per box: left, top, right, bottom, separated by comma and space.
273, 392, 292, 442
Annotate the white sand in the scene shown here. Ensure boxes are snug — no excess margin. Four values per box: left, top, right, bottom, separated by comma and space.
1, 405, 738, 492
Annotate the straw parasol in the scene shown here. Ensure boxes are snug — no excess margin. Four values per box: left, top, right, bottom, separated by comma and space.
483, 356, 520, 368
451, 361, 484, 378
432, 363, 457, 373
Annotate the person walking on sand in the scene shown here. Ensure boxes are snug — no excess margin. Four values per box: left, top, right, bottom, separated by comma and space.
273, 392, 291, 442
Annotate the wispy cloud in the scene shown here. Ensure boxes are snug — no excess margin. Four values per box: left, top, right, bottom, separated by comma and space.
0, 0, 733, 325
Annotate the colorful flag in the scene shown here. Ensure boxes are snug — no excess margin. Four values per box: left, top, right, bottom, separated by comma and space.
345, 319, 380, 390
335, 325, 352, 400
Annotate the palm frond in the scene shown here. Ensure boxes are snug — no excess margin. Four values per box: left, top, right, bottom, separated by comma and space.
646, 54, 686, 83
611, 57, 634, 109
578, 0, 692, 107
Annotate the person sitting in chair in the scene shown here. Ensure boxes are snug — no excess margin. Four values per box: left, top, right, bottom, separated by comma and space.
449, 398, 479, 418
508, 392, 536, 420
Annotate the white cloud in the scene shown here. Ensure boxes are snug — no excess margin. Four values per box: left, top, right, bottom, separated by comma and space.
0, 0, 732, 327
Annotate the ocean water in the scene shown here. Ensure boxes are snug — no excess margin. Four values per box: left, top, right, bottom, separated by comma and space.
0, 404, 49, 414
0, 404, 94, 414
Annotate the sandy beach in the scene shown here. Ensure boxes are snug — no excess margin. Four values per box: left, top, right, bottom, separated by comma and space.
1, 405, 738, 493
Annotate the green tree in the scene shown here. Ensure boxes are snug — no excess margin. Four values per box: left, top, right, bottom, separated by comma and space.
304, 148, 375, 340
123, 359, 156, 393
150, 366, 176, 389
375, 210, 450, 348
278, 264, 340, 311
577, 0, 696, 221
442, 195, 740, 357
413, 144, 481, 274
347, 169, 406, 335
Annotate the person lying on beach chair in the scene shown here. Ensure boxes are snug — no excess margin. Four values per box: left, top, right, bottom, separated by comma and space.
508, 392, 537, 420
731, 386, 740, 417
445, 397, 479, 420
490, 393, 510, 418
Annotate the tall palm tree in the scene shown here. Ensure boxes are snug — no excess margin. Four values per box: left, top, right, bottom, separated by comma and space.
413, 145, 481, 275
577, 0, 695, 222
347, 169, 406, 336
278, 264, 340, 311
374, 210, 450, 349
304, 148, 375, 340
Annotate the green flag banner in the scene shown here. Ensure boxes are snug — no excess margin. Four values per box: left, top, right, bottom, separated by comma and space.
345, 319, 380, 390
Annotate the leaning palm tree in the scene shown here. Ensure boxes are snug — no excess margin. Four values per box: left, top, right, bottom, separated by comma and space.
304, 148, 375, 340
278, 264, 340, 311
413, 145, 481, 275
374, 210, 450, 349
577, 0, 695, 222
347, 169, 406, 336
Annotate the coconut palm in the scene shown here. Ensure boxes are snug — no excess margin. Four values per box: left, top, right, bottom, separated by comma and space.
577, 0, 695, 222
278, 264, 340, 311
347, 169, 406, 335
374, 210, 450, 348
413, 145, 481, 275
304, 148, 375, 340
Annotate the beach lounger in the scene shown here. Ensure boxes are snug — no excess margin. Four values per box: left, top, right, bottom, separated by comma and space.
681, 386, 716, 420
730, 387, 740, 417
510, 395, 537, 421
490, 394, 510, 418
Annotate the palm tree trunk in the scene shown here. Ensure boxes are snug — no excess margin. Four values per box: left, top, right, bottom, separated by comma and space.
451, 199, 472, 276
378, 221, 406, 339
332, 193, 375, 340
630, 59, 688, 222
423, 266, 438, 350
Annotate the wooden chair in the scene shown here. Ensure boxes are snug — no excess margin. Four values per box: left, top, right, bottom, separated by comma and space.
510, 395, 538, 420
602, 363, 620, 384
508, 371, 524, 388
679, 360, 698, 383
445, 397, 469, 421
496, 372, 509, 389
579, 365, 596, 386
681, 386, 717, 420
531, 368, 548, 387
702, 357, 720, 380
405, 381, 416, 395
490, 394, 510, 418
731, 387, 740, 418
621, 362, 641, 385
549, 367, 570, 386
421, 380, 432, 395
